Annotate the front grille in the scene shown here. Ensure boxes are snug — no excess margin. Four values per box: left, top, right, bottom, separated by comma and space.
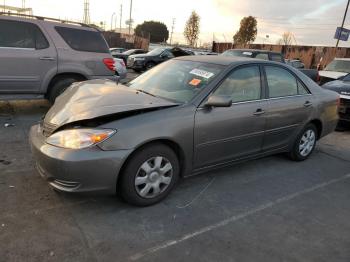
42, 122, 58, 137
340, 98, 350, 106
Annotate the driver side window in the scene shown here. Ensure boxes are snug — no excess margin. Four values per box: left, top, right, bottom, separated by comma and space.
213, 66, 262, 103
162, 50, 175, 58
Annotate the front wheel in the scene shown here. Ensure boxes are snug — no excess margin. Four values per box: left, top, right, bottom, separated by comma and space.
289, 123, 317, 161
119, 144, 180, 206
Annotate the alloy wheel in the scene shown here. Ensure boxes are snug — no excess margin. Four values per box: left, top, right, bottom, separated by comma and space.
299, 129, 316, 157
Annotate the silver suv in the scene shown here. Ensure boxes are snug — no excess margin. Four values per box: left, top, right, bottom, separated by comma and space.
0, 13, 116, 102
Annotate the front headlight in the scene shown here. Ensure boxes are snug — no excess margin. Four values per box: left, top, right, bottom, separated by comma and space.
46, 128, 116, 149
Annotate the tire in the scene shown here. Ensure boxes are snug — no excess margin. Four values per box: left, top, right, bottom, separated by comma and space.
145, 62, 156, 70
119, 144, 180, 206
47, 78, 79, 104
289, 123, 317, 161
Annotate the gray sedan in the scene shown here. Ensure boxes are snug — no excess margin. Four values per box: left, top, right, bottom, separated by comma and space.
30, 56, 339, 206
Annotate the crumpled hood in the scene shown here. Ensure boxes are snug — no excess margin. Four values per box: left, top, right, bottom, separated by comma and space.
44, 79, 178, 127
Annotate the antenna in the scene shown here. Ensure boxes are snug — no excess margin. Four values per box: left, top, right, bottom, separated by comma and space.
83, 0, 90, 24
169, 18, 175, 45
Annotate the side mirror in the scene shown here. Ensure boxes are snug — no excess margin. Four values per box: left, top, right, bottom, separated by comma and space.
205, 95, 232, 108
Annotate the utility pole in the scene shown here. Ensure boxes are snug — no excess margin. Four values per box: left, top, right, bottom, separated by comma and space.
119, 4, 122, 33
111, 12, 115, 31
169, 18, 175, 45
336, 0, 350, 47
128, 0, 133, 34
22, 0, 25, 9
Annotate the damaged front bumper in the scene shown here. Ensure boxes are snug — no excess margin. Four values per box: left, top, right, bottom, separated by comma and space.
29, 124, 132, 194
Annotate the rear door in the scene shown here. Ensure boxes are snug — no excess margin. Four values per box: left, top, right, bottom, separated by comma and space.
0, 19, 57, 93
262, 65, 314, 151
194, 65, 267, 169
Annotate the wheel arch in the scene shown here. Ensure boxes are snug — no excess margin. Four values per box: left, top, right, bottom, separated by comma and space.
45, 73, 87, 98
116, 138, 187, 190
309, 119, 323, 140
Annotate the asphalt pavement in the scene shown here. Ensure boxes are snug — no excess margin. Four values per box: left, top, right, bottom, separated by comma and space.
0, 97, 350, 262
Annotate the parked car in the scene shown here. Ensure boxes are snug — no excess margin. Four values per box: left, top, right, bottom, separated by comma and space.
322, 74, 350, 124
113, 58, 127, 80
319, 58, 350, 85
0, 13, 116, 102
286, 59, 305, 69
110, 47, 127, 56
30, 56, 339, 206
112, 49, 147, 64
127, 47, 190, 72
221, 49, 319, 82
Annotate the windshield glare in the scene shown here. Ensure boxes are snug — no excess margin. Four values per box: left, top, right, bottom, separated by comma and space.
127, 60, 224, 103
325, 60, 350, 73
147, 48, 166, 56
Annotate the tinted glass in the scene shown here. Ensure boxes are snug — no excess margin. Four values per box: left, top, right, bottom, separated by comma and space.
213, 66, 261, 103
55, 27, 109, 53
324, 60, 350, 73
147, 48, 166, 56
270, 54, 283, 62
255, 53, 269, 60
127, 60, 224, 103
221, 50, 253, 57
297, 80, 309, 95
265, 66, 298, 98
0, 20, 48, 49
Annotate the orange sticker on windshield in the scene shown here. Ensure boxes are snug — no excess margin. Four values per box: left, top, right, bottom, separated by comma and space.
189, 78, 202, 86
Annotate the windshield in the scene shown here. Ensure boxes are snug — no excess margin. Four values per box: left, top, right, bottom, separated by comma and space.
126, 60, 224, 103
325, 60, 350, 73
123, 49, 137, 55
221, 50, 253, 57
147, 48, 166, 56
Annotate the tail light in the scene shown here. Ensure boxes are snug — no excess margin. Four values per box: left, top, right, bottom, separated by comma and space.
336, 95, 341, 108
103, 58, 115, 71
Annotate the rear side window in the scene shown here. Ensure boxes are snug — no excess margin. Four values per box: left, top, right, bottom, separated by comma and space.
265, 66, 298, 98
270, 54, 283, 62
55, 26, 109, 53
213, 66, 261, 103
0, 20, 49, 49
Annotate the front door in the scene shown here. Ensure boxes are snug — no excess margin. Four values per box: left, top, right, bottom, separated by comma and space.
194, 65, 267, 169
0, 19, 57, 93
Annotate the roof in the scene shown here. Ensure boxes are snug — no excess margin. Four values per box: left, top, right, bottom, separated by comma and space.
175, 55, 261, 66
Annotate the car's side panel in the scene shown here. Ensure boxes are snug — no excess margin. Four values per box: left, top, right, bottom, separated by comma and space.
193, 100, 267, 169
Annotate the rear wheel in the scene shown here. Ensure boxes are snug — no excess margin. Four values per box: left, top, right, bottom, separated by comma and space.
47, 78, 81, 104
119, 144, 179, 206
289, 123, 317, 161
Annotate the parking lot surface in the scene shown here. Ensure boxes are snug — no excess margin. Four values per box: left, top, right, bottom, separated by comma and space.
0, 99, 350, 262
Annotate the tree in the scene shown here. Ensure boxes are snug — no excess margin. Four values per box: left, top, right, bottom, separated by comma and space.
135, 21, 169, 43
278, 32, 294, 46
233, 16, 257, 45
184, 11, 200, 47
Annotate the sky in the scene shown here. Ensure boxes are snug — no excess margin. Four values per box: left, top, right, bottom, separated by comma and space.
5, 0, 350, 47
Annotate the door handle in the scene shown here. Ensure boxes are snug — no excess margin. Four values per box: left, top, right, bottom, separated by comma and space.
253, 108, 266, 116
39, 57, 55, 61
304, 101, 313, 107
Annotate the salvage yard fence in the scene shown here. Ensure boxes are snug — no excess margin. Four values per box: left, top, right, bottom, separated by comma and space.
212, 42, 350, 69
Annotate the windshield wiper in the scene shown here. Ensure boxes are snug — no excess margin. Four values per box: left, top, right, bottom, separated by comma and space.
135, 89, 157, 97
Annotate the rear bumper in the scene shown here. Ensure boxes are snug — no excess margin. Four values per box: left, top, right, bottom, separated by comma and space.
29, 124, 132, 194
